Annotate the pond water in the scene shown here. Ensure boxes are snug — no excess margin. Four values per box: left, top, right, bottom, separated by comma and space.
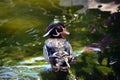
0, 0, 113, 80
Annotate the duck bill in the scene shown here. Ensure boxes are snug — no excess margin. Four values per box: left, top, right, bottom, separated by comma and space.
63, 30, 70, 35
62, 28, 70, 35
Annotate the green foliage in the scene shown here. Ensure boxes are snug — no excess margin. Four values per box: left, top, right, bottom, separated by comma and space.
71, 51, 114, 80
69, 8, 120, 80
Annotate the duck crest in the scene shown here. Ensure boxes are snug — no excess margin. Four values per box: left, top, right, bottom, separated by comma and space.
43, 22, 70, 38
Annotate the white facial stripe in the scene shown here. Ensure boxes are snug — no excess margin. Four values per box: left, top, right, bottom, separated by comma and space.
43, 28, 54, 37
53, 29, 60, 36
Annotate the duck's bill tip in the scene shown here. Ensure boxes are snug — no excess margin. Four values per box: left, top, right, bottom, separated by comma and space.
65, 31, 70, 35
63, 30, 70, 35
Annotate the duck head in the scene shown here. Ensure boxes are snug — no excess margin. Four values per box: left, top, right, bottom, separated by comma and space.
43, 23, 70, 38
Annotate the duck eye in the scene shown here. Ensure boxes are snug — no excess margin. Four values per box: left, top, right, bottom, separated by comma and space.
56, 26, 62, 32
56, 26, 61, 29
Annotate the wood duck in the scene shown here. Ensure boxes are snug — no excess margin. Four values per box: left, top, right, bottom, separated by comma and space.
43, 22, 74, 72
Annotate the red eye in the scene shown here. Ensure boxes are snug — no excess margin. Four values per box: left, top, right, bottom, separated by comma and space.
56, 26, 60, 29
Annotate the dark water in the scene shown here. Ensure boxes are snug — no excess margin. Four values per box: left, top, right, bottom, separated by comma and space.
0, 0, 114, 80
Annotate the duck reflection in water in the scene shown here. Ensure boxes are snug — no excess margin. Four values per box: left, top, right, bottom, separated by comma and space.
43, 21, 75, 72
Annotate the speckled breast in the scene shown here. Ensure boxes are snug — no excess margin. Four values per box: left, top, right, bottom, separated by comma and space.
45, 38, 69, 56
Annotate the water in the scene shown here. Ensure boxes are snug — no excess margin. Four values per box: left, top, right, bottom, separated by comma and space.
0, 56, 79, 80
0, 56, 47, 79
0, 66, 41, 80
0, 0, 115, 80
